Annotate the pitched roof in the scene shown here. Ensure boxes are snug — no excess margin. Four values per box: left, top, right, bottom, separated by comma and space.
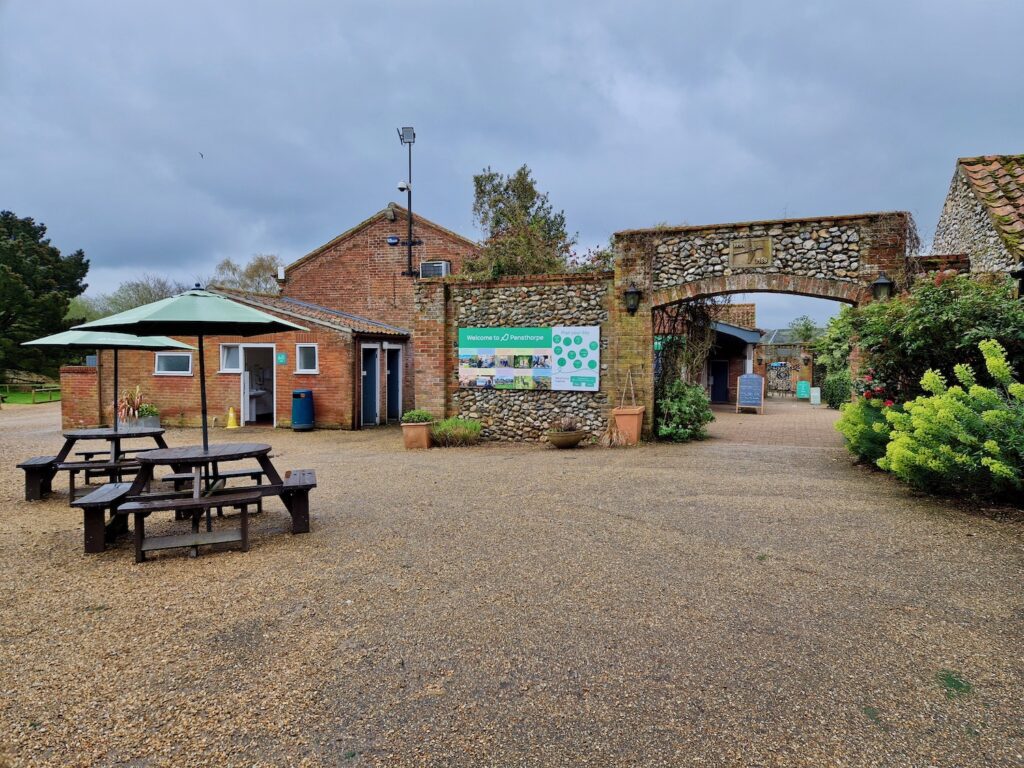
285, 203, 478, 273
760, 328, 818, 346
210, 287, 409, 337
958, 154, 1024, 259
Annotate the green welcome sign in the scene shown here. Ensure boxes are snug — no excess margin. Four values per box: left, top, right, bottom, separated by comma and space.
458, 326, 600, 392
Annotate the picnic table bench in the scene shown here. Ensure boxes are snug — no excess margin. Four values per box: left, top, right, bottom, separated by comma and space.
17, 456, 57, 500
120, 489, 263, 562
71, 482, 134, 553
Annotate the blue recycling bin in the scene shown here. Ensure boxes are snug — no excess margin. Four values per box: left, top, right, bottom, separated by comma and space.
291, 389, 314, 431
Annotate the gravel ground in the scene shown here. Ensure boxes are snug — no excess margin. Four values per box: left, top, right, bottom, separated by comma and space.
1, 402, 1022, 767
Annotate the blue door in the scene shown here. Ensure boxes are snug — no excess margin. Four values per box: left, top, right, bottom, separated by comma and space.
386, 348, 401, 422
710, 360, 730, 403
361, 347, 379, 427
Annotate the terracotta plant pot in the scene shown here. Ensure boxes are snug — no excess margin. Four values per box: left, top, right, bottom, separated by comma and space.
612, 406, 645, 446
401, 422, 433, 449
546, 429, 589, 449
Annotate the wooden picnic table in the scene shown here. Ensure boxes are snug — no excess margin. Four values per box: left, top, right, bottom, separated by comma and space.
18, 426, 169, 501
120, 443, 315, 561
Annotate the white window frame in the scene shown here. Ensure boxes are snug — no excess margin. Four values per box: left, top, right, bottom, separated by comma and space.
219, 344, 242, 373
154, 351, 193, 376
295, 343, 319, 374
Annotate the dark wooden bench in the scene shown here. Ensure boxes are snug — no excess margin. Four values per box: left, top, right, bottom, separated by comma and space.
71, 482, 134, 553
163, 466, 267, 517
281, 469, 316, 534
119, 489, 263, 563
17, 455, 57, 501
75, 447, 149, 461
56, 460, 140, 499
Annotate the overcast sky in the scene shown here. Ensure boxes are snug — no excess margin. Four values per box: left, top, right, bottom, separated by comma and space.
2, 1, 1021, 327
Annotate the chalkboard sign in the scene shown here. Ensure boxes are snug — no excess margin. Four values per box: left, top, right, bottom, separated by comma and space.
736, 374, 765, 414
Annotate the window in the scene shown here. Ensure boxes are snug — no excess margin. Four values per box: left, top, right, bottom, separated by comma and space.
220, 344, 241, 372
154, 352, 193, 376
296, 344, 318, 374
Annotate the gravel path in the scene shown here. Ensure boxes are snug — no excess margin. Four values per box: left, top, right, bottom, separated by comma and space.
1, 402, 1021, 767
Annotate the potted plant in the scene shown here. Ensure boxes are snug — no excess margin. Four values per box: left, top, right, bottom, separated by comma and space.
611, 368, 644, 446
546, 415, 589, 449
136, 403, 161, 428
401, 409, 435, 449
117, 385, 144, 425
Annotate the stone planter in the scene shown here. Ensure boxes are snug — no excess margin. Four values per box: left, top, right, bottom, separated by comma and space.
546, 429, 589, 449
612, 406, 645, 446
401, 422, 433, 449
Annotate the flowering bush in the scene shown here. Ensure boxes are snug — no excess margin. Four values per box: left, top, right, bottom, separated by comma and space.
835, 396, 897, 464
878, 340, 1024, 498
853, 369, 896, 407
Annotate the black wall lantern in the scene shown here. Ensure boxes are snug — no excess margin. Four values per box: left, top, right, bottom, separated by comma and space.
871, 272, 894, 301
623, 282, 642, 315
1010, 263, 1024, 300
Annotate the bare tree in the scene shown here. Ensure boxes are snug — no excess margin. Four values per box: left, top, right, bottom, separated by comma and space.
211, 254, 282, 294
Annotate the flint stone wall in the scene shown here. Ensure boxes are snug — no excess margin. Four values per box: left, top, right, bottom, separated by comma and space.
448, 276, 612, 441
932, 169, 1016, 274
652, 219, 864, 290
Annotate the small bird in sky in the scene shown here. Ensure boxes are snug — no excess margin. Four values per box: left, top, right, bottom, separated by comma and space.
198, 152, 204, 159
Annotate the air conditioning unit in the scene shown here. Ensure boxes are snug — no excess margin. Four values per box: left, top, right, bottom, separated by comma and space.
419, 260, 451, 278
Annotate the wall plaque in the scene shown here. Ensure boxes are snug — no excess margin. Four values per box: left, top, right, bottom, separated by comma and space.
729, 237, 773, 268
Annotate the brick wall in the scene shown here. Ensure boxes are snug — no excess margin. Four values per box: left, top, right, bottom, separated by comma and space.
82, 325, 355, 431
59, 366, 101, 429
719, 303, 757, 329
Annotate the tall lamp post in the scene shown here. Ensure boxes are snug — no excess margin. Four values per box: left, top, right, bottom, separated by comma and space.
397, 126, 417, 277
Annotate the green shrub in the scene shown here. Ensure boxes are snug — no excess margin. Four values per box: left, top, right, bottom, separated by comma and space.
656, 380, 714, 442
822, 370, 853, 409
430, 417, 483, 447
137, 403, 160, 417
401, 409, 435, 424
878, 340, 1024, 498
836, 397, 895, 464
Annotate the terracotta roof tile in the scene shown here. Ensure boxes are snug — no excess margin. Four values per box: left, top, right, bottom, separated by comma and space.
957, 154, 1024, 259
210, 288, 409, 337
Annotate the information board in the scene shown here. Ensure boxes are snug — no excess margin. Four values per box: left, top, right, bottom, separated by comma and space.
457, 326, 600, 392
796, 380, 811, 400
736, 374, 765, 414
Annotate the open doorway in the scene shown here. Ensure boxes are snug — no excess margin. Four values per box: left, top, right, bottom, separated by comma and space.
242, 346, 275, 425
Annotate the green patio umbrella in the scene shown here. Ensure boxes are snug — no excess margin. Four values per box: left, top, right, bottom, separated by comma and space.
22, 330, 195, 433
72, 286, 306, 450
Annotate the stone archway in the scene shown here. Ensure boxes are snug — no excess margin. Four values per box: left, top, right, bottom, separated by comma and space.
608, 212, 915, 436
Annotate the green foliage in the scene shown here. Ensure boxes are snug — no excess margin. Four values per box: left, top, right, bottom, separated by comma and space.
656, 380, 714, 442
817, 276, 1024, 401
462, 165, 576, 278
835, 397, 894, 464
0, 211, 89, 376
822, 369, 853, 409
878, 340, 1024, 498
401, 409, 435, 424
137, 403, 160, 417
814, 306, 856, 376
788, 314, 820, 343
430, 417, 483, 447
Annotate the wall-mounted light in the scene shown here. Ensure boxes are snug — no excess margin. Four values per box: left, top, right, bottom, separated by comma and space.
623, 282, 642, 315
1010, 263, 1024, 300
871, 272, 894, 301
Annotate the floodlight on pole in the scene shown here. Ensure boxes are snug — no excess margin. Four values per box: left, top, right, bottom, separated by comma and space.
397, 126, 417, 277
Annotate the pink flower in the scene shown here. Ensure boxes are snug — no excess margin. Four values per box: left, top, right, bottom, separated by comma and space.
864, 391, 873, 399
864, 375, 873, 383
884, 399, 894, 407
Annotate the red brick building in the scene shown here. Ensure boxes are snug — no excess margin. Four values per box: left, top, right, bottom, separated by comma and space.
61, 204, 479, 430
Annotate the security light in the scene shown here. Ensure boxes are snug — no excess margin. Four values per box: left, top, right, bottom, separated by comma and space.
398, 126, 415, 144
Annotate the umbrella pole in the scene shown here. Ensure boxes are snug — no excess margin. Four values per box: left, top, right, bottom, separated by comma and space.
198, 334, 209, 452
112, 348, 119, 432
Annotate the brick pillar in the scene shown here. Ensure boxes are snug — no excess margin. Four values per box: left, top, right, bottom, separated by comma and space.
59, 366, 101, 429
610, 234, 656, 437
413, 279, 448, 419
